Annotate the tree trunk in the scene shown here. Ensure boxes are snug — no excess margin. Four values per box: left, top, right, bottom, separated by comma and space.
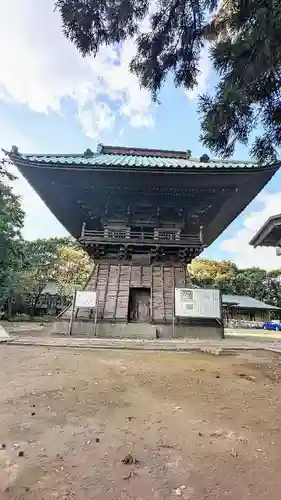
7, 297, 12, 321
30, 293, 41, 319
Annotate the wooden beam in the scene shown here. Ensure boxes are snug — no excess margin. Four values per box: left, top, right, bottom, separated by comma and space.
113, 265, 121, 320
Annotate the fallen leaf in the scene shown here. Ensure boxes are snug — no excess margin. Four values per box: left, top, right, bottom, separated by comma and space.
228, 448, 238, 459
124, 470, 138, 480
174, 487, 182, 497
210, 430, 223, 437
122, 453, 139, 465
158, 441, 178, 449
238, 373, 256, 382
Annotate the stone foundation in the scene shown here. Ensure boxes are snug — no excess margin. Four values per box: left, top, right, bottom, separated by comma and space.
49, 320, 223, 339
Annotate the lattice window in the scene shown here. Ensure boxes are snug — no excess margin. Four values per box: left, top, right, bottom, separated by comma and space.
108, 230, 127, 239
157, 230, 179, 241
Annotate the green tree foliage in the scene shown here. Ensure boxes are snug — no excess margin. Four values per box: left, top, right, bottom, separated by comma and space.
189, 258, 281, 308
15, 238, 66, 317
0, 159, 24, 309
189, 259, 237, 281
56, 0, 218, 100
55, 245, 93, 296
262, 274, 281, 308
189, 258, 239, 293
231, 268, 267, 299
55, 0, 281, 161
200, 0, 281, 162
15, 238, 92, 317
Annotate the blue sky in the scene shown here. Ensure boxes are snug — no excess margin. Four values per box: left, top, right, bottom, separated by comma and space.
2, 0, 281, 270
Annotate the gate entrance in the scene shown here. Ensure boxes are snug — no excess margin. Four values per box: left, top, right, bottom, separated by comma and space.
128, 288, 150, 322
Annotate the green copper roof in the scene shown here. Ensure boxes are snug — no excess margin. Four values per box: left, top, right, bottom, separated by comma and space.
15, 152, 260, 170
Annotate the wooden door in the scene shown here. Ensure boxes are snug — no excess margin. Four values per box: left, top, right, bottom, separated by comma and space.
129, 288, 150, 322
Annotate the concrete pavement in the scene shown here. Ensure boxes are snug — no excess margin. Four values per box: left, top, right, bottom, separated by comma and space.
226, 328, 281, 341
0, 324, 10, 342
5, 335, 281, 354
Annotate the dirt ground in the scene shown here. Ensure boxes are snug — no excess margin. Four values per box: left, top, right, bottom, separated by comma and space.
2, 322, 48, 337
1, 347, 281, 499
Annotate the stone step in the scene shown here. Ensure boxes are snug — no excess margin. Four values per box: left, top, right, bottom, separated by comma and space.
108, 323, 157, 339
49, 320, 157, 338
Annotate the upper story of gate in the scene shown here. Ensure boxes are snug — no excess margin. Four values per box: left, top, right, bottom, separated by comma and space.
7, 143, 279, 263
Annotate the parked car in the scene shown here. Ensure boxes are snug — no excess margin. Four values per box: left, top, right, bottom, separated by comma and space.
263, 320, 281, 331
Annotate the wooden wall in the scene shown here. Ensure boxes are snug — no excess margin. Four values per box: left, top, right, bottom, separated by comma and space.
63, 263, 190, 323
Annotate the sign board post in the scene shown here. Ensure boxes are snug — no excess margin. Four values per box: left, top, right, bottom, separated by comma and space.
219, 291, 225, 339
93, 291, 99, 336
69, 290, 97, 336
174, 288, 224, 337
172, 280, 175, 338
68, 289, 77, 336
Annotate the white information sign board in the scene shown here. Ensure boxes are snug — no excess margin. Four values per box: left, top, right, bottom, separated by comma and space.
75, 291, 97, 308
175, 288, 221, 319
69, 290, 98, 336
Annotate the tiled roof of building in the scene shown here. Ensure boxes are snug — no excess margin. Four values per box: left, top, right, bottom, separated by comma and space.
7, 144, 261, 170
16, 154, 259, 169
250, 214, 281, 247
222, 294, 280, 310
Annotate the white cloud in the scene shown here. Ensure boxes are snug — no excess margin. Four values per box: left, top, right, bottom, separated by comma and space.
185, 45, 212, 100
78, 102, 115, 139
220, 191, 281, 270
0, 0, 154, 137
129, 114, 154, 128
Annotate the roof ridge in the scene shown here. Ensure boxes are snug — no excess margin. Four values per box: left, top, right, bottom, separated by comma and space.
18, 152, 256, 164
4, 145, 258, 164
23, 153, 91, 158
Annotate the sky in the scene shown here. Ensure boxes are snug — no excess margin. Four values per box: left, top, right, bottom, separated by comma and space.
1, 0, 281, 270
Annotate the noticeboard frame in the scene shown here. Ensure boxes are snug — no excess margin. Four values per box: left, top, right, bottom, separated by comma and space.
68, 289, 99, 336
173, 288, 224, 339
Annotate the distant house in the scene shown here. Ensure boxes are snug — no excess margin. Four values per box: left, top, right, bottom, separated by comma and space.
39, 282, 63, 315
41, 282, 61, 295
222, 294, 280, 322
250, 214, 281, 255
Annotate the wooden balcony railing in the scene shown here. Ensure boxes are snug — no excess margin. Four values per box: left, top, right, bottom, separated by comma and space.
80, 227, 204, 246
